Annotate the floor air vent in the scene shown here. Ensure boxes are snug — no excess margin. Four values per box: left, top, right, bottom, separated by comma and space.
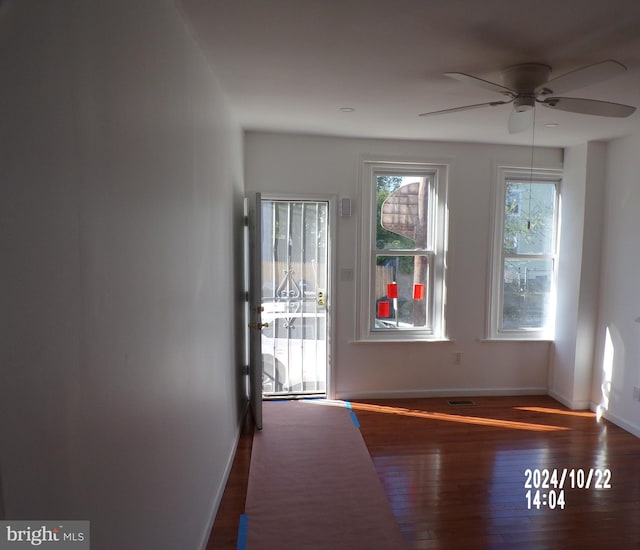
448, 400, 475, 406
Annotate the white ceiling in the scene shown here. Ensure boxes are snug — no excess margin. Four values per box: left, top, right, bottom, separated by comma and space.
180, 0, 640, 147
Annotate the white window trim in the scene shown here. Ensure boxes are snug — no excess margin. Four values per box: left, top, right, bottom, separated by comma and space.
356, 159, 449, 342
487, 166, 561, 340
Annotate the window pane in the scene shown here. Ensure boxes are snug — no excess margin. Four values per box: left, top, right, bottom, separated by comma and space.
261, 200, 328, 301
376, 175, 430, 250
501, 259, 553, 330
504, 182, 556, 255
374, 255, 429, 329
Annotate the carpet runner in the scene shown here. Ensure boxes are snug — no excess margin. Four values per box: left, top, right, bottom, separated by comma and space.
242, 400, 406, 549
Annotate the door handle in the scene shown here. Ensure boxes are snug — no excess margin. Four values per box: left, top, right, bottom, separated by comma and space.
248, 322, 269, 330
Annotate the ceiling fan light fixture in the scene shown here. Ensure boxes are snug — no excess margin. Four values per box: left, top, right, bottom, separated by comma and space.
515, 104, 534, 113
514, 96, 535, 112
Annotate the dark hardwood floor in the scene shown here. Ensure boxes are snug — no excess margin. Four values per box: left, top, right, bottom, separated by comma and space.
206, 411, 254, 550
207, 395, 640, 549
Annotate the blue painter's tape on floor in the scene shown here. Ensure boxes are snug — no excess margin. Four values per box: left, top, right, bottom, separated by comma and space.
344, 401, 360, 427
237, 514, 248, 550
350, 411, 360, 428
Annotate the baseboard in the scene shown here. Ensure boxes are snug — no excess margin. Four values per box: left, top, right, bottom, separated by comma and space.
589, 405, 640, 439
335, 387, 547, 401
547, 389, 591, 410
199, 399, 250, 550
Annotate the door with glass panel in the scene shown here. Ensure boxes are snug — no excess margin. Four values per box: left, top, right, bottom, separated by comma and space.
260, 199, 329, 398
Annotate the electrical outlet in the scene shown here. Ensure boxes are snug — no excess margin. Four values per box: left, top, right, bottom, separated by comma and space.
453, 352, 462, 365
633, 386, 640, 401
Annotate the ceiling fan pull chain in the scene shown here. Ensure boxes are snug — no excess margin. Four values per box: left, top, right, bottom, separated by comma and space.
527, 107, 536, 231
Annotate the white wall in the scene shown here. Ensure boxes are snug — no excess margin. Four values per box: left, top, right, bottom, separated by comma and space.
591, 132, 640, 436
549, 142, 606, 409
0, 2, 245, 549
245, 132, 563, 399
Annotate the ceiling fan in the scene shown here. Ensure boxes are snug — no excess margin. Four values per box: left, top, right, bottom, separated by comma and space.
419, 60, 636, 133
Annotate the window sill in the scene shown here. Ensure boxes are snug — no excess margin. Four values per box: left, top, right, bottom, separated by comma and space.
351, 338, 454, 344
477, 338, 553, 343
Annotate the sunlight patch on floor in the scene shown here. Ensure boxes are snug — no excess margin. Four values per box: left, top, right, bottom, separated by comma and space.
514, 406, 596, 418
347, 401, 569, 432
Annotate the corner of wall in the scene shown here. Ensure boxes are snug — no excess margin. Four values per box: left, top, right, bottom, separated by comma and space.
548, 388, 590, 411
550, 142, 605, 408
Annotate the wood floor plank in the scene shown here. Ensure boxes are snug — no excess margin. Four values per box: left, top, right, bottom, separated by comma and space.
207, 395, 640, 549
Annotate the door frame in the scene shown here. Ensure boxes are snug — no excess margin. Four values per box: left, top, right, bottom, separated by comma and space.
246, 192, 263, 429
259, 192, 337, 400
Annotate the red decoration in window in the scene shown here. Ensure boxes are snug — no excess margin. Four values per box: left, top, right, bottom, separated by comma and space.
387, 283, 398, 299
413, 283, 425, 300
377, 301, 390, 318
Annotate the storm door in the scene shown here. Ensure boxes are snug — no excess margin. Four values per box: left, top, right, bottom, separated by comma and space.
260, 199, 329, 398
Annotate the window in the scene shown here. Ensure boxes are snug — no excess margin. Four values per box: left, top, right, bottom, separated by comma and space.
489, 167, 560, 339
358, 160, 448, 341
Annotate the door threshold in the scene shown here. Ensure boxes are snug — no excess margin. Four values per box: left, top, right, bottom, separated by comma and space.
263, 392, 326, 401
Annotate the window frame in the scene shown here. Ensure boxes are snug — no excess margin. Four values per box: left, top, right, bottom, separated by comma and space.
357, 159, 448, 342
488, 166, 561, 340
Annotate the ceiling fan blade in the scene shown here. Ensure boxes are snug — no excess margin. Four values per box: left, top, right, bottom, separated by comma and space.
536, 60, 627, 96
508, 108, 534, 134
445, 72, 515, 96
541, 97, 636, 118
419, 100, 511, 118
